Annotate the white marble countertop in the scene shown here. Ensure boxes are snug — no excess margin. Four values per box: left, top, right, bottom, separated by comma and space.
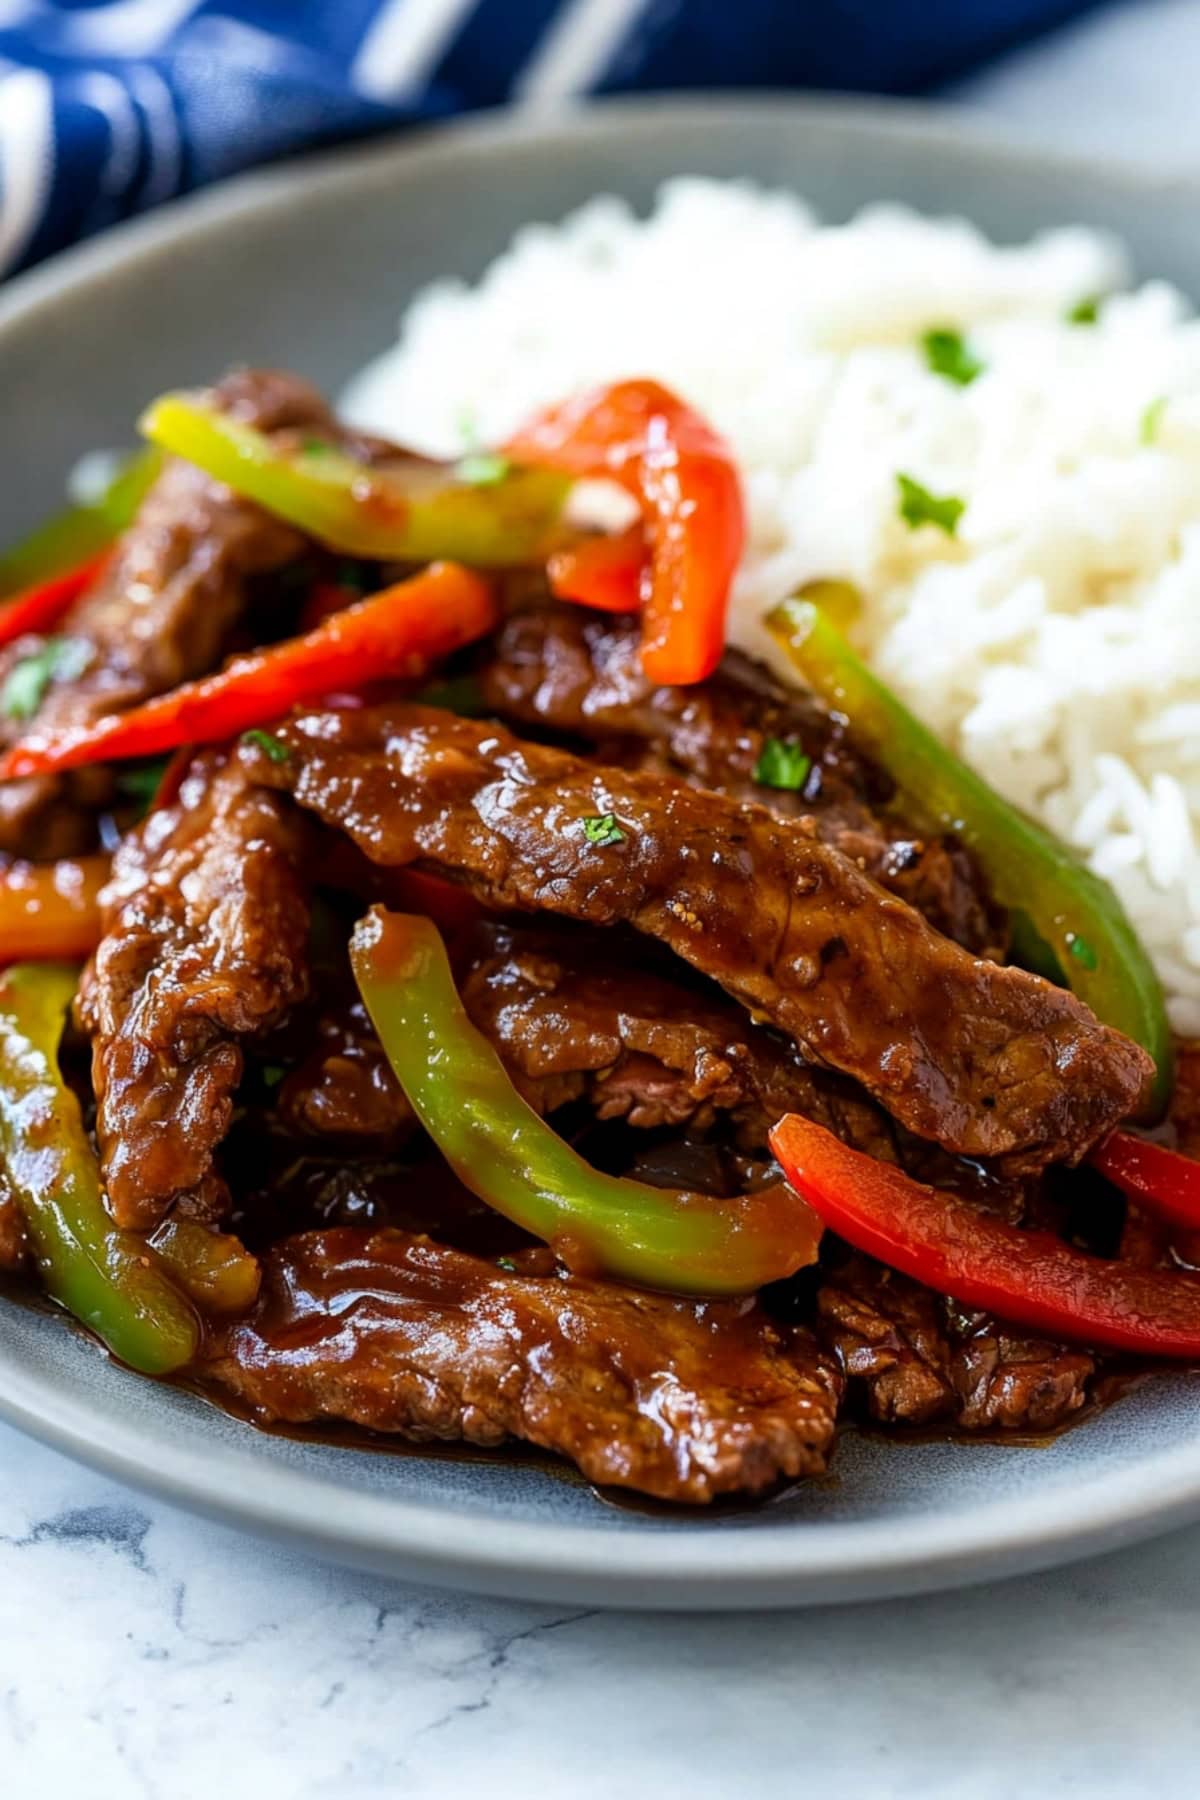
5, 1420, 1200, 1799
8, 4, 1200, 1794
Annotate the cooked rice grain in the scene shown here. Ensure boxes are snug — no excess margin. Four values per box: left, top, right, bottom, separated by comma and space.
344, 179, 1200, 1033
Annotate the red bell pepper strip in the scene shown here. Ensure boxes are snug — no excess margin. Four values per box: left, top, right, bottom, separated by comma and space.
1090, 1130, 1200, 1233
507, 380, 745, 685
0, 552, 109, 652
382, 868, 485, 937
0, 562, 498, 778
299, 580, 361, 632
770, 1112, 1200, 1357
149, 746, 194, 813
547, 526, 644, 615
0, 855, 108, 964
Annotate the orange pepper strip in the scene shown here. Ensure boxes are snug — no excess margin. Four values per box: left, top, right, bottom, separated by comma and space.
0, 854, 108, 964
770, 1112, 1200, 1358
0, 552, 109, 652
0, 562, 497, 778
508, 380, 744, 684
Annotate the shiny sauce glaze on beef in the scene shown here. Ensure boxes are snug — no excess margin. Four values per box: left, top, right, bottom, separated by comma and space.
3, 368, 1186, 1507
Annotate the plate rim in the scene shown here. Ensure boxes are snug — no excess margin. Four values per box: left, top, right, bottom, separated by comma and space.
5, 91, 1200, 1608
6, 1310, 1200, 1608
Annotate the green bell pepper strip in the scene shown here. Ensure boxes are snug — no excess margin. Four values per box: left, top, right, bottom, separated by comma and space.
350, 908, 824, 1297
0, 963, 199, 1373
141, 392, 573, 569
0, 449, 161, 598
767, 594, 1172, 1118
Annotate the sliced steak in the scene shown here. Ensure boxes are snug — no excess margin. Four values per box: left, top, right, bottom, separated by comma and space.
278, 995, 413, 1147
944, 1304, 1096, 1433
456, 919, 896, 1157
207, 1226, 843, 1502
0, 369, 317, 858
817, 1257, 954, 1425
818, 1254, 1093, 1433
1170, 1041, 1200, 1159
76, 754, 311, 1230
481, 607, 1000, 955
241, 705, 1152, 1167
276, 917, 894, 1165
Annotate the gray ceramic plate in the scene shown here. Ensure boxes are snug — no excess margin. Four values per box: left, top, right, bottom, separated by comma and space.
3, 96, 1200, 1609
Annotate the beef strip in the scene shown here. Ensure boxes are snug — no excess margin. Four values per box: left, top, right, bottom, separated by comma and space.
241, 705, 1152, 1167
481, 607, 1001, 956
455, 918, 896, 1157
1170, 1041, 1200, 1159
278, 995, 413, 1147
276, 916, 895, 1171
207, 1226, 843, 1502
818, 1253, 1094, 1432
0, 369, 317, 859
76, 753, 311, 1230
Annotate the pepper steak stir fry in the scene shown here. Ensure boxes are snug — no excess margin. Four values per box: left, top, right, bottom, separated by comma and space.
1, 367, 1198, 1504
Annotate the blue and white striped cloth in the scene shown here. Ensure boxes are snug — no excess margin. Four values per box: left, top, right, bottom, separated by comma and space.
0, 0, 1101, 278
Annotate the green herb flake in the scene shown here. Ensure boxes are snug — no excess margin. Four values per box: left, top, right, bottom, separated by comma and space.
496, 1257, 518, 1273
1067, 295, 1101, 326
260, 1063, 287, 1090
1067, 934, 1099, 972
921, 328, 984, 387
753, 737, 812, 792
336, 560, 368, 595
116, 759, 171, 809
896, 473, 965, 538
1141, 396, 1167, 445
456, 451, 510, 487
582, 813, 625, 847
417, 673, 487, 717
301, 437, 332, 457
2, 635, 92, 721
239, 728, 291, 765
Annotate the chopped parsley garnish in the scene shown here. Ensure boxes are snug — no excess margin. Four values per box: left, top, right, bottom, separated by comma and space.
896, 473, 965, 538
496, 1257, 517, 1273
921, 327, 984, 387
1067, 934, 1099, 972
753, 737, 812, 791
336, 560, 368, 594
2, 636, 91, 721
1141, 396, 1167, 445
239, 728, 291, 764
418, 673, 487, 717
116, 759, 170, 809
582, 813, 625, 847
456, 451, 510, 487
1067, 295, 1101, 326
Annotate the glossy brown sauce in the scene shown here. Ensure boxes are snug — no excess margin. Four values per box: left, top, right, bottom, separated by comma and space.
1, 1258, 1168, 1519
178, 1362, 1158, 1518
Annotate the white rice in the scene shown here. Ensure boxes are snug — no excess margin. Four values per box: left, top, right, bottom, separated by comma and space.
343, 178, 1200, 1035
